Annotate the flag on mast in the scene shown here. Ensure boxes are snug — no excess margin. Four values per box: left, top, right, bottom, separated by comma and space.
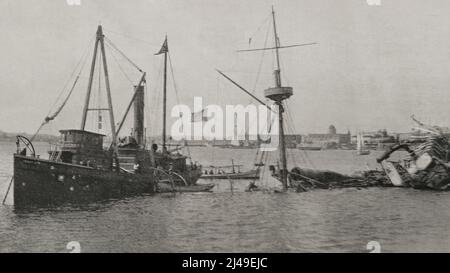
155, 37, 168, 55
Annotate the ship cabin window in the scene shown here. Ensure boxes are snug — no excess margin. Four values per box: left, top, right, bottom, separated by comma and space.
59, 130, 104, 150
61, 131, 75, 143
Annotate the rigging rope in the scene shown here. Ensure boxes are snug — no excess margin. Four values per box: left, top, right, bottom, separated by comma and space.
248, 14, 272, 47
31, 36, 93, 141
251, 16, 272, 96
103, 27, 160, 47
168, 52, 192, 161
45, 36, 94, 116
104, 36, 143, 73
105, 42, 135, 85
284, 101, 316, 169
150, 59, 163, 136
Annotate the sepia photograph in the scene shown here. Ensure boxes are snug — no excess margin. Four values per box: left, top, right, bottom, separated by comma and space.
1, 0, 450, 261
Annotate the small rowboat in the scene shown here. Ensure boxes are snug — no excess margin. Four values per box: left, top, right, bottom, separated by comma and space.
156, 182, 215, 193
200, 160, 260, 180
201, 169, 260, 180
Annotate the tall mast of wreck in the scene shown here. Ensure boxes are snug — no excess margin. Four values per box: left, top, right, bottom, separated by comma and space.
272, 6, 282, 87
163, 38, 168, 153
217, 7, 316, 190
264, 7, 292, 190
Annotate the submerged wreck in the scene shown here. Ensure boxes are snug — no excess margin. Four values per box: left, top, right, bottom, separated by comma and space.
287, 117, 450, 192
376, 119, 450, 190
219, 7, 450, 194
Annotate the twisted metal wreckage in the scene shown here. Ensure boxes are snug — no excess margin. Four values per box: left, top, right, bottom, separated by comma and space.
267, 116, 450, 193
375, 116, 450, 191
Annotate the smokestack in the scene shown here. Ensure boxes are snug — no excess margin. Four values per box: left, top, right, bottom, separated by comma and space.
134, 85, 144, 146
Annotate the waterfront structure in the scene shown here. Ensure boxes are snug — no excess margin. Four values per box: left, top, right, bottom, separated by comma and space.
303, 125, 351, 149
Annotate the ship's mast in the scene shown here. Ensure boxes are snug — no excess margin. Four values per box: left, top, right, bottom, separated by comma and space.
272, 7, 282, 87
217, 7, 316, 190
264, 7, 291, 190
80, 25, 119, 168
162, 37, 168, 153
155, 36, 169, 153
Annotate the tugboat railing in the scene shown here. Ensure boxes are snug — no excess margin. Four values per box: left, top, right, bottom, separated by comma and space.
16, 135, 36, 157
169, 171, 188, 186
146, 166, 186, 191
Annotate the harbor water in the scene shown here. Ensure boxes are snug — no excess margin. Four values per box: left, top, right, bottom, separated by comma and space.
1, 140, 450, 252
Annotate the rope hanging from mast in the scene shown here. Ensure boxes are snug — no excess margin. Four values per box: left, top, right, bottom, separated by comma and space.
30, 36, 93, 141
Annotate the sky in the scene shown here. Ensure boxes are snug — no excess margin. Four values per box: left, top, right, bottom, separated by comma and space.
1, 0, 450, 136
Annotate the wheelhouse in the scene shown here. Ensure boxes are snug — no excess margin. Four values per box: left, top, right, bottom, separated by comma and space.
49, 129, 112, 168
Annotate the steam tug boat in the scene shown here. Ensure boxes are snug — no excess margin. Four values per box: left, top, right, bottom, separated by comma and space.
13, 26, 206, 207
14, 130, 157, 207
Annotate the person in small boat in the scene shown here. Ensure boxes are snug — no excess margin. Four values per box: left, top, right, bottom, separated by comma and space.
209, 169, 214, 175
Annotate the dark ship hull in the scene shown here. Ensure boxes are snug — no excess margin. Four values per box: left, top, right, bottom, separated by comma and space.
14, 154, 156, 207
11, 26, 207, 207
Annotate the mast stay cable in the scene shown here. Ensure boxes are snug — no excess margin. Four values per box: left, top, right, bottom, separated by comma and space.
104, 36, 143, 73
105, 42, 135, 85
168, 52, 192, 161
31, 36, 94, 141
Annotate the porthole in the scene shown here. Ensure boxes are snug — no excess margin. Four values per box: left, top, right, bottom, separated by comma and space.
57, 175, 65, 182
69, 186, 74, 191
21, 182, 26, 187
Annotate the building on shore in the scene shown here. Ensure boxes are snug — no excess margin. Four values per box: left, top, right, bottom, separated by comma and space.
285, 134, 302, 148
351, 129, 396, 150
302, 125, 351, 149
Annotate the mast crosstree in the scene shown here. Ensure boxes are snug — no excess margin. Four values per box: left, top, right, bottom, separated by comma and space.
218, 7, 316, 190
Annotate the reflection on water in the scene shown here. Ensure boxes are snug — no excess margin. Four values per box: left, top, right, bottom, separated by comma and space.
1, 140, 450, 252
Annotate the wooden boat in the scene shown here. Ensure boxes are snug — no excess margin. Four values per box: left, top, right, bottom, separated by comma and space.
12, 26, 203, 207
201, 168, 260, 180
200, 160, 260, 180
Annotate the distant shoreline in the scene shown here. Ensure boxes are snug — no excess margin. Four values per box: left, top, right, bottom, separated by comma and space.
0, 131, 58, 143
